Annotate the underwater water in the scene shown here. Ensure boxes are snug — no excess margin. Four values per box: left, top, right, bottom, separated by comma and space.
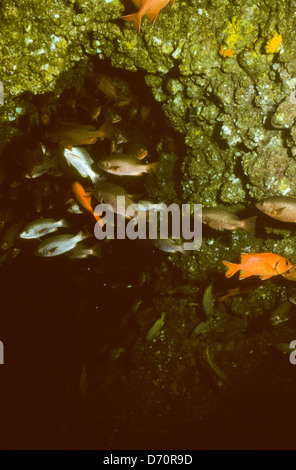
1, 0, 296, 451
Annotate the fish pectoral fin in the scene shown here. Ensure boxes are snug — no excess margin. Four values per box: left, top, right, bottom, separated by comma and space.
265, 262, 277, 273
274, 207, 285, 214
145, 12, 159, 24
170, 0, 176, 6
259, 263, 277, 280
208, 223, 219, 230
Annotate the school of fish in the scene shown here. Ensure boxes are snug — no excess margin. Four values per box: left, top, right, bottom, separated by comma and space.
1, 69, 296, 315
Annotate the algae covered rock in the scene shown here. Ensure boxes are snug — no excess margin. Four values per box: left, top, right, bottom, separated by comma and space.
2, 0, 296, 288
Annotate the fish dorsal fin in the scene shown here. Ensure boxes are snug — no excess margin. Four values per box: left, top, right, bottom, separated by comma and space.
241, 253, 252, 262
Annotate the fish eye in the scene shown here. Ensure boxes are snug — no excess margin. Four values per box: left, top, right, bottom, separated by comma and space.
285, 260, 289, 266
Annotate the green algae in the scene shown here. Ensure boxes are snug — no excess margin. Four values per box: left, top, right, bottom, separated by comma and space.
2, 0, 296, 308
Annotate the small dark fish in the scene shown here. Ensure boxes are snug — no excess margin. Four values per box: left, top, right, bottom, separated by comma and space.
270, 301, 292, 326
274, 342, 294, 354
191, 321, 210, 336
188, 104, 198, 122
76, 96, 102, 121
152, 238, 187, 254
96, 74, 133, 106
146, 312, 166, 342
0, 247, 20, 267
165, 284, 199, 296
206, 346, 230, 385
256, 196, 296, 223
1, 222, 22, 250
203, 283, 214, 318
0, 208, 14, 234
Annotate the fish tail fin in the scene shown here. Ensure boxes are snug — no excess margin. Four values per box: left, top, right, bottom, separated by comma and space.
93, 212, 104, 228
146, 12, 159, 25
176, 244, 187, 255
222, 260, 240, 278
217, 293, 231, 303
121, 13, 141, 34
59, 218, 70, 229
97, 120, 117, 140
77, 226, 92, 241
145, 162, 159, 174
241, 216, 257, 234
90, 242, 102, 259
92, 175, 107, 188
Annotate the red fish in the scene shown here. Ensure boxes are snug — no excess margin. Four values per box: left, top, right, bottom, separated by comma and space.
222, 253, 292, 280
121, 0, 175, 34
72, 182, 104, 227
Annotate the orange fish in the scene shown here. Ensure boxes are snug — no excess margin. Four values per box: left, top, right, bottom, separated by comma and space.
121, 0, 175, 34
45, 120, 117, 148
217, 285, 258, 302
72, 182, 104, 227
222, 253, 292, 280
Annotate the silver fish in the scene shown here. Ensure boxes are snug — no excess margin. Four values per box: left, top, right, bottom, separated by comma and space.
35, 230, 91, 257
66, 242, 102, 259
19, 218, 69, 239
97, 154, 158, 176
63, 147, 105, 185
